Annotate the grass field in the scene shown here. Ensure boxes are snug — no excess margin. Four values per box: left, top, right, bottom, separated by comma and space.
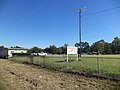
11, 55, 120, 82
0, 84, 6, 90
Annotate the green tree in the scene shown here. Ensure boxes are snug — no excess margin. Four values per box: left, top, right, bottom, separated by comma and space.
60, 44, 68, 54
56, 47, 62, 55
0, 46, 4, 48
91, 40, 105, 54
43, 47, 50, 53
82, 42, 90, 53
11, 46, 22, 48
49, 45, 57, 54
111, 37, 120, 54
104, 42, 112, 54
75, 42, 90, 53
44, 45, 58, 54
29, 47, 42, 53
75, 43, 79, 47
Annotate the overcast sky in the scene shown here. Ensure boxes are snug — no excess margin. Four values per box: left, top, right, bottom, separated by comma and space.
0, 0, 120, 48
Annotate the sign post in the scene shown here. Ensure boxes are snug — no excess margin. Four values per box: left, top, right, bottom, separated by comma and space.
67, 46, 78, 62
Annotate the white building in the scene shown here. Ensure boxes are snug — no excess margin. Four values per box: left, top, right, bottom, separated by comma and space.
0, 48, 28, 58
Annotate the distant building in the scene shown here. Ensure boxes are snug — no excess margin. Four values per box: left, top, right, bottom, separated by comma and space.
0, 48, 28, 58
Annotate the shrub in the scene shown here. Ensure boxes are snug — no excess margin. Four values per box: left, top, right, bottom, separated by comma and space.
12, 53, 31, 56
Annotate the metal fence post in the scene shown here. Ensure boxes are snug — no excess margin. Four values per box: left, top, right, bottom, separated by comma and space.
43, 57, 45, 68
97, 57, 100, 79
30, 56, 33, 64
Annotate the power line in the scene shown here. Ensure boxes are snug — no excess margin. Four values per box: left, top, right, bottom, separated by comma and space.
6, 0, 42, 30
22, 0, 43, 16
83, 6, 120, 16
12, 0, 56, 29
18, 0, 42, 18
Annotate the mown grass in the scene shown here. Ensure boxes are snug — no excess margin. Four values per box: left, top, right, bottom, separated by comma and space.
11, 55, 120, 81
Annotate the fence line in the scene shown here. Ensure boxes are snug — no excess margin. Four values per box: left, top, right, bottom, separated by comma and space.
11, 55, 120, 83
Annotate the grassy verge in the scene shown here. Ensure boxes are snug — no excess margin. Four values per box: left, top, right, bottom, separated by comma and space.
0, 84, 6, 90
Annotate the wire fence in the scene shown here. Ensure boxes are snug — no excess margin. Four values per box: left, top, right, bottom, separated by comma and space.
10, 55, 120, 83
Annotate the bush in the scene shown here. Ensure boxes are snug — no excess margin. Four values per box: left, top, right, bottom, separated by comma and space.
12, 53, 31, 56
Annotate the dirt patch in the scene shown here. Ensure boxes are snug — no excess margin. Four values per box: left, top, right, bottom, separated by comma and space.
0, 59, 119, 90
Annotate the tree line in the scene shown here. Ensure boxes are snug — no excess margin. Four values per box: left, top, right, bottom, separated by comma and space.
1, 37, 120, 55
28, 37, 120, 55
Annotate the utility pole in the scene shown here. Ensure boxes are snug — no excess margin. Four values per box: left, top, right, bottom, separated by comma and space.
78, 8, 86, 57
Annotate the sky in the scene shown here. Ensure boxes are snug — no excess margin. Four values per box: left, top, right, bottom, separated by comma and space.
0, 0, 120, 49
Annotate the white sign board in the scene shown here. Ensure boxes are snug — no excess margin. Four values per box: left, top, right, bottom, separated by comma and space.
67, 46, 78, 54
67, 46, 78, 62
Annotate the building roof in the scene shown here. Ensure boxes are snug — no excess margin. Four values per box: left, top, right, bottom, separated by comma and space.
8, 48, 28, 50
0, 48, 28, 50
